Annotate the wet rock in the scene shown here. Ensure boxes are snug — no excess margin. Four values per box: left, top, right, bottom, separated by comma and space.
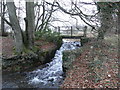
76, 44, 80, 47
2, 82, 19, 88
27, 41, 80, 87
48, 78, 54, 82
2, 41, 62, 73
3, 41, 81, 89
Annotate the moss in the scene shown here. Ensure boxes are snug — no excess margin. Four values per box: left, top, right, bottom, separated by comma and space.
81, 37, 90, 46
62, 47, 83, 73
62, 50, 79, 72
38, 48, 57, 64
14, 65, 21, 71
3, 31, 62, 73
32, 46, 39, 52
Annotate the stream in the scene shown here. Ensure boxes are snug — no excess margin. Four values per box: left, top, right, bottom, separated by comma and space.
2, 40, 81, 88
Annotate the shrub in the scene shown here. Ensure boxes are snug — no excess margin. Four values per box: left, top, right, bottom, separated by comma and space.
35, 28, 62, 46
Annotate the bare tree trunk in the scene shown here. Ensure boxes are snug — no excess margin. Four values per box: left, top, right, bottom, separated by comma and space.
26, 1, 35, 49
6, 1, 23, 54
117, 3, 120, 34
1, 0, 5, 36
39, 1, 45, 31
44, 2, 54, 30
97, 10, 112, 39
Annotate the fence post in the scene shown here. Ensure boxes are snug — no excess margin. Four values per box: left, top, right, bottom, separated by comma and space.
71, 26, 72, 37
83, 26, 87, 37
58, 26, 60, 35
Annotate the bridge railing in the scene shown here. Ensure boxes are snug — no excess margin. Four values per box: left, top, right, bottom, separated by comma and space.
55, 26, 86, 37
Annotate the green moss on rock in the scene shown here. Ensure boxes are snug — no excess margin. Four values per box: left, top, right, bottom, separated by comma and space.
62, 49, 82, 72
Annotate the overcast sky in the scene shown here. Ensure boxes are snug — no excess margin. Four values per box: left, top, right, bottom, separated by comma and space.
40, 0, 97, 27
5, 0, 98, 31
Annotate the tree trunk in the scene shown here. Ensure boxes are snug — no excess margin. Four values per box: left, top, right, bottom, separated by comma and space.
6, 1, 23, 54
97, 11, 112, 39
26, 1, 35, 49
1, 0, 5, 36
97, 2, 113, 39
117, 3, 120, 34
97, 28, 105, 39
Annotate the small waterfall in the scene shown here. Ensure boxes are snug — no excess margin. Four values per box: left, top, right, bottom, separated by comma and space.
27, 40, 81, 88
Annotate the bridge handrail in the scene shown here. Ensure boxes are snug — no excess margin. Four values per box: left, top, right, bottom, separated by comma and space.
55, 26, 87, 37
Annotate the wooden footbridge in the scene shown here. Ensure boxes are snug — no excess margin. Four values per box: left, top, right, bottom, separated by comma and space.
54, 26, 87, 40
61, 35, 84, 39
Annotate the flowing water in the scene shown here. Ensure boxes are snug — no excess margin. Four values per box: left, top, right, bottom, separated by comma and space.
2, 40, 81, 88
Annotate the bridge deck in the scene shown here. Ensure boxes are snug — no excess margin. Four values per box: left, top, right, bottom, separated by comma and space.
61, 36, 84, 39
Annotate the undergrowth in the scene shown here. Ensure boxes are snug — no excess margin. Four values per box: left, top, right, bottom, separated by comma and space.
35, 28, 62, 47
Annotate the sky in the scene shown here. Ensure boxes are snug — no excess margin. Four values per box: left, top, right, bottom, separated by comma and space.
41, 0, 97, 27
3, 0, 99, 31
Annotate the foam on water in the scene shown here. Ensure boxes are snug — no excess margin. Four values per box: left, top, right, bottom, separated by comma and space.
27, 40, 81, 87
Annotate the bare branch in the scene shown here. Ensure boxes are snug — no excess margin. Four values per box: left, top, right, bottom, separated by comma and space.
56, 2, 96, 30
45, 1, 98, 30
1, 16, 12, 27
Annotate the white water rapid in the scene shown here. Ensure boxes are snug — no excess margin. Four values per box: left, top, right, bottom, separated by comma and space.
27, 40, 81, 88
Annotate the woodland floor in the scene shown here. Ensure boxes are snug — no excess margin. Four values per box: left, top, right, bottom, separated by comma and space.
1, 37, 14, 58
61, 34, 119, 88
1, 37, 56, 58
1, 34, 119, 88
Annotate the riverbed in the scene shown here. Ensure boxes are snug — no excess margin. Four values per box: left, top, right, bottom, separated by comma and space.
2, 40, 81, 88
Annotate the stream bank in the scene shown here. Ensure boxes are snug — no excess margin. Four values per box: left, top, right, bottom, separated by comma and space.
61, 34, 119, 88
2, 38, 62, 74
2, 40, 81, 88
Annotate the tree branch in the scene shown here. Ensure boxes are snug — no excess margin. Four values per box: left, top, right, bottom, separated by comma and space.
56, 2, 96, 30
45, 1, 99, 30
1, 16, 12, 27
